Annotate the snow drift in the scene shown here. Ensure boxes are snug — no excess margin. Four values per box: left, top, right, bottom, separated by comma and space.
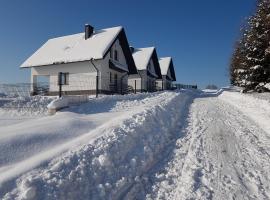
219, 91, 270, 134
1, 91, 195, 199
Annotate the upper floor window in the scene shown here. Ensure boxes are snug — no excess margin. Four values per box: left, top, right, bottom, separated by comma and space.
110, 49, 113, 59
114, 50, 118, 61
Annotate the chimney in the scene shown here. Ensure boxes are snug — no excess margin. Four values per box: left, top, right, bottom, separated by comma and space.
85, 24, 94, 40
130, 46, 135, 53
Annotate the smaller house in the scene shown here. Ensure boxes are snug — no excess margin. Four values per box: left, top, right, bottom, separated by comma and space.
128, 47, 162, 92
156, 57, 176, 90
20, 24, 137, 95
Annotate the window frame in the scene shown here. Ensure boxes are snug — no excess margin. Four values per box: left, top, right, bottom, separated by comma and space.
58, 72, 69, 85
110, 49, 113, 59
114, 50, 118, 61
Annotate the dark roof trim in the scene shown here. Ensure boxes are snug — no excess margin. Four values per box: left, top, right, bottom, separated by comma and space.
28, 59, 102, 68
147, 70, 158, 78
109, 60, 128, 73
168, 59, 176, 81
104, 28, 137, 75
150, 49, 162, 79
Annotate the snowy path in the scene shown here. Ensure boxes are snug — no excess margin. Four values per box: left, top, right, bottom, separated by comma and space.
147, 93, 270, 200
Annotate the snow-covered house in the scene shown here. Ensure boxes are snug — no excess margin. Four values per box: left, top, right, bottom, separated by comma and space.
156, 57, 176, 90
128, 47, 162, 92
20, 24, 137, 95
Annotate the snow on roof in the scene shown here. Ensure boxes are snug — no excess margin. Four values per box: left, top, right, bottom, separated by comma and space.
21, 26, 123, 68
159, 57, 172, 75
132, 47, 155, 70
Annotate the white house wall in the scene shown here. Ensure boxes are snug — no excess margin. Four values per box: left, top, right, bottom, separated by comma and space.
156, 79, 163, 90
49, 73, 97, 92
128, 74, 141, 92
31, 38, 129, 94
31, 61, 97, 92
139, 70, 148, 91
96, 39, 128, 93
110, 39, 128, 71
128, 56, 159, 92
156, 76, 172, 90
31, 61, 97, 76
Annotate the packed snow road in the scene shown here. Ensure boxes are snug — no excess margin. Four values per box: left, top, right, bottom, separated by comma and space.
147, 92, 270, 200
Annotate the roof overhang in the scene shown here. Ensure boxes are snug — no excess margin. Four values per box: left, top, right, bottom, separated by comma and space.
151, 49, 162, 79
109, 60, 128, 72
147, 70, 158, 78
169, 59, 176, 81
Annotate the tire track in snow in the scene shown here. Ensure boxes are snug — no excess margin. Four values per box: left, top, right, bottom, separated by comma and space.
147, 95, 270, 200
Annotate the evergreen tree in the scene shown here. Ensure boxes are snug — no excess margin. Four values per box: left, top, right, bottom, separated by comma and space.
230, 29, 250, 89
245, 0, 270, 91
230, 0, 270, 92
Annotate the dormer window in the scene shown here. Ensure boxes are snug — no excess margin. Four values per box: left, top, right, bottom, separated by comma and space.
114, 50, 118, 61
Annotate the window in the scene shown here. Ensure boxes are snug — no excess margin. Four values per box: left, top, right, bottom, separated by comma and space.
58, 72, 69, 85
110, 49, 113, 59
114, 50, 118, 61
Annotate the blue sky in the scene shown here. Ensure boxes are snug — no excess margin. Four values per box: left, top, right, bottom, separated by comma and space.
0, 0, 255, 88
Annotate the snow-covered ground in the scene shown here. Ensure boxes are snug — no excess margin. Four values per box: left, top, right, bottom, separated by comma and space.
146, 91, 270, 200
0, 89, 270, 199
0, 91, 194, 199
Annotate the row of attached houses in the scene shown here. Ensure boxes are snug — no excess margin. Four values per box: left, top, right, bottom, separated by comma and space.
20, 24, 176, 95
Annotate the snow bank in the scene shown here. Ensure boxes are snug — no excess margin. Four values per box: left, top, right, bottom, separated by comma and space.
264, 83, 270, 90
67, 92, 163, 114
1, 90, 196, 199
219, 91, 270, 134
47, 97, 68, 110
47, 95, 89, 112
0, 96, 55, 116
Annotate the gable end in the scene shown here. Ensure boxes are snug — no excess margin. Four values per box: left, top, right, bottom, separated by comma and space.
104, 29, 137, 75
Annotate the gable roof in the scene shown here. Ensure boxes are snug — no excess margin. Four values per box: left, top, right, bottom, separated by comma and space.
159, 57, 176, 81
132, 47, 162, 78
20, 26, 137, 74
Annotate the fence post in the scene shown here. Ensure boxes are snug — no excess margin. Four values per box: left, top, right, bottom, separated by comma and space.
58, 72, 63, 98
135, 80, 137, 94
96, 75, 99, 98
